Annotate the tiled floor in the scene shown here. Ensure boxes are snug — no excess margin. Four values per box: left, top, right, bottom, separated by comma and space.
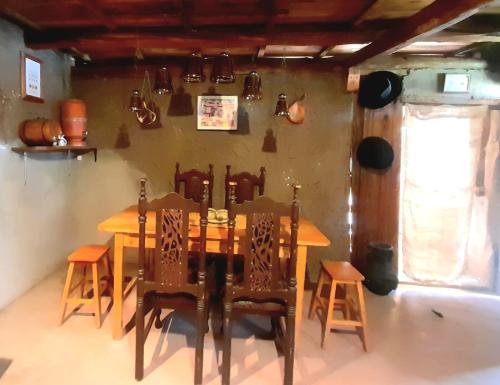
1, 266, 500, 385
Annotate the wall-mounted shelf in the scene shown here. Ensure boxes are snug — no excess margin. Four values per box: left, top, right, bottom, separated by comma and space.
12, 146, 97, 162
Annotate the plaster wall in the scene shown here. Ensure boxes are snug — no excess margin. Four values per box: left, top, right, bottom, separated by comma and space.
0, 19, 73, 309
71, 65, 355, 281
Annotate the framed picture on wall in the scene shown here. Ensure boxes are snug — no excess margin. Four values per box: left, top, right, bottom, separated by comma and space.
197, 95, 238, 130
21, 53, 44, 103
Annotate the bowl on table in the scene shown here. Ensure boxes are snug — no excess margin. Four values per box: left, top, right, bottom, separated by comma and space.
208, 208, 228, 224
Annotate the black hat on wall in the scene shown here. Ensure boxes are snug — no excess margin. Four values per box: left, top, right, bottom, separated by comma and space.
358, 71, 402, 109
357, 136, 394, 170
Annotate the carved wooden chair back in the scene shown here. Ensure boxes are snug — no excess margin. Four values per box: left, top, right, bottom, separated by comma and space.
224, 165, 265, 209
138, 178, 209, 296
136, 178, 209, 383
222, 182, 300, 385
225, 182, 300, 300
175, 162, 214, 207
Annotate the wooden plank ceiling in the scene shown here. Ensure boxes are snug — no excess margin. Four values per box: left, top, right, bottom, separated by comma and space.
1, 0, 499, 67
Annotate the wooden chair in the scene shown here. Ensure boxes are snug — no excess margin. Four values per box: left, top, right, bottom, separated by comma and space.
175, 162, 214, 207
135, 178, 210, 384
221, 182, 300, 385
59, 245, 113, 328
224, 165, 265, 209
308, 261, 368, 351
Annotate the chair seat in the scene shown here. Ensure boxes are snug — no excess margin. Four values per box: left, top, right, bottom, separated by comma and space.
68, 245, 110, 263
233, 300, 285, 315
321, 261, 364, 282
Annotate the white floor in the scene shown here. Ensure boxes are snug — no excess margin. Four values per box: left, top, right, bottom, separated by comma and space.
1, 267, 500, 385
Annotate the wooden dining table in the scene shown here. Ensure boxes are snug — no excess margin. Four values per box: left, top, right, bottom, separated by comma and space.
98, 206, 331, 343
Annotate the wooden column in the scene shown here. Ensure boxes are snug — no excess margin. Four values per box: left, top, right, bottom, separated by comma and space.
351, 102, 403, 271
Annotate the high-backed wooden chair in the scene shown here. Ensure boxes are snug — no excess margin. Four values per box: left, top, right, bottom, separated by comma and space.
175, 162, 214, 207
222, 182, 300, 385
135, 178, 210, 384
224, 165, 265, 209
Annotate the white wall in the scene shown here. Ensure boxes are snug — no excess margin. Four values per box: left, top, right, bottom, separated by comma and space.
0, 19, 75, 309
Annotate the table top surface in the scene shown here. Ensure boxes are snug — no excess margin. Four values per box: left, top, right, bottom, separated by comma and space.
98, 206, 331, 247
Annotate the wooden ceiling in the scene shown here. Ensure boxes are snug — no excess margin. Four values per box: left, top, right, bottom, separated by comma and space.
1, 0, 499, 67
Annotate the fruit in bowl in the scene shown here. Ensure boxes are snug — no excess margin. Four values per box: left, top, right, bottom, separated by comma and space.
208, 208, 217, 221
216, 209, 228, 221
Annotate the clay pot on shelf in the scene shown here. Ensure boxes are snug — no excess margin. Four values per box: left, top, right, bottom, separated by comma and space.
19, 118, 62, 146
61, 99, 87, 146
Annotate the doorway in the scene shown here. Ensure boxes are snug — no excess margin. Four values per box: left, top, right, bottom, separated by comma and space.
398, 104, 497, 291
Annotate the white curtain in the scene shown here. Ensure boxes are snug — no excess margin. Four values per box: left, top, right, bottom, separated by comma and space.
400, 104, 497, 288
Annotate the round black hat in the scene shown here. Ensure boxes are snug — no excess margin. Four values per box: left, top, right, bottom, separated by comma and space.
357, 136, 394, 170
358, 71, 402, 109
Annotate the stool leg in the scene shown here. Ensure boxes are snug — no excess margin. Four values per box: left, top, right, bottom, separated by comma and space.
308, 269, 325, 320
92, 262, 102, 328
356, 281, 368, 352
60, 262, 76, 325
321, 281, 337, 349
103, 253, 114, 297
344, 284, 352, 320
80, 265, 87, 298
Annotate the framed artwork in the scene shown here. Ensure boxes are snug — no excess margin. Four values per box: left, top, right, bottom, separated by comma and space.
197, 95, 238, 130
21, 53, 44, 103
443, 74, 470, 93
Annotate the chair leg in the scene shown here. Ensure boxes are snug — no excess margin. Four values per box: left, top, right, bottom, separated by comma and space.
60, 262, 76, 325
284, 307, 296, 385
135, 295, 145, 381
356, 281, 369, 352
321, 281, 337, 349
195, 299, 205, 385
91, 262, 102, 328
204, 299, 210, 334
154, 308, 163, 329
80, 265, 87, 298
221, 303, 232, 385
308, 269, 325, 320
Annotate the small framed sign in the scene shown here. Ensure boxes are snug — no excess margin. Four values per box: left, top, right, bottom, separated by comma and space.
443, 74, 470, 93
197, 95, 238, 130
21, 53, 44, 103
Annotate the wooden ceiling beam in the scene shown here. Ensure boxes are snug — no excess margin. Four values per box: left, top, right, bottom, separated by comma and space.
34, 14, 272, 28
264, 0, 281, 30
447, 13, 500, 33
344, 0, 495, 67
25, 28, 380, 51
0, 2, 43, 30
354, 0, 435, 26
78, 0, 116, 30
181, 0, 193, 31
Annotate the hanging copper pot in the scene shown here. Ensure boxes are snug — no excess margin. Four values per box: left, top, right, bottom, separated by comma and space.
211, 52, 235, 84
153, 67, 173, 95
274, 93, 289, 117
242, 71, 262, 100
129, 89, 142, 111
183, 52, 205, 83
135, 100, 157, 125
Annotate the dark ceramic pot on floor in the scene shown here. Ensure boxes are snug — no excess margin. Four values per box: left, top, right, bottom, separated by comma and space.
364, 242, 398, 295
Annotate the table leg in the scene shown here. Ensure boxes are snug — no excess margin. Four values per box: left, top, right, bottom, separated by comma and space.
295, 245, 307, 348
112, 233, 124, 340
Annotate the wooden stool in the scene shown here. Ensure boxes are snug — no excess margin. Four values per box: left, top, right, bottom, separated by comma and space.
59, 245, 113, 328
308, 261, 368, 351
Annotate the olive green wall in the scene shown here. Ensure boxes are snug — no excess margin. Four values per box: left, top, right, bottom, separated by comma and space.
72, 65, 355, 281
0, 19, 73, 309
